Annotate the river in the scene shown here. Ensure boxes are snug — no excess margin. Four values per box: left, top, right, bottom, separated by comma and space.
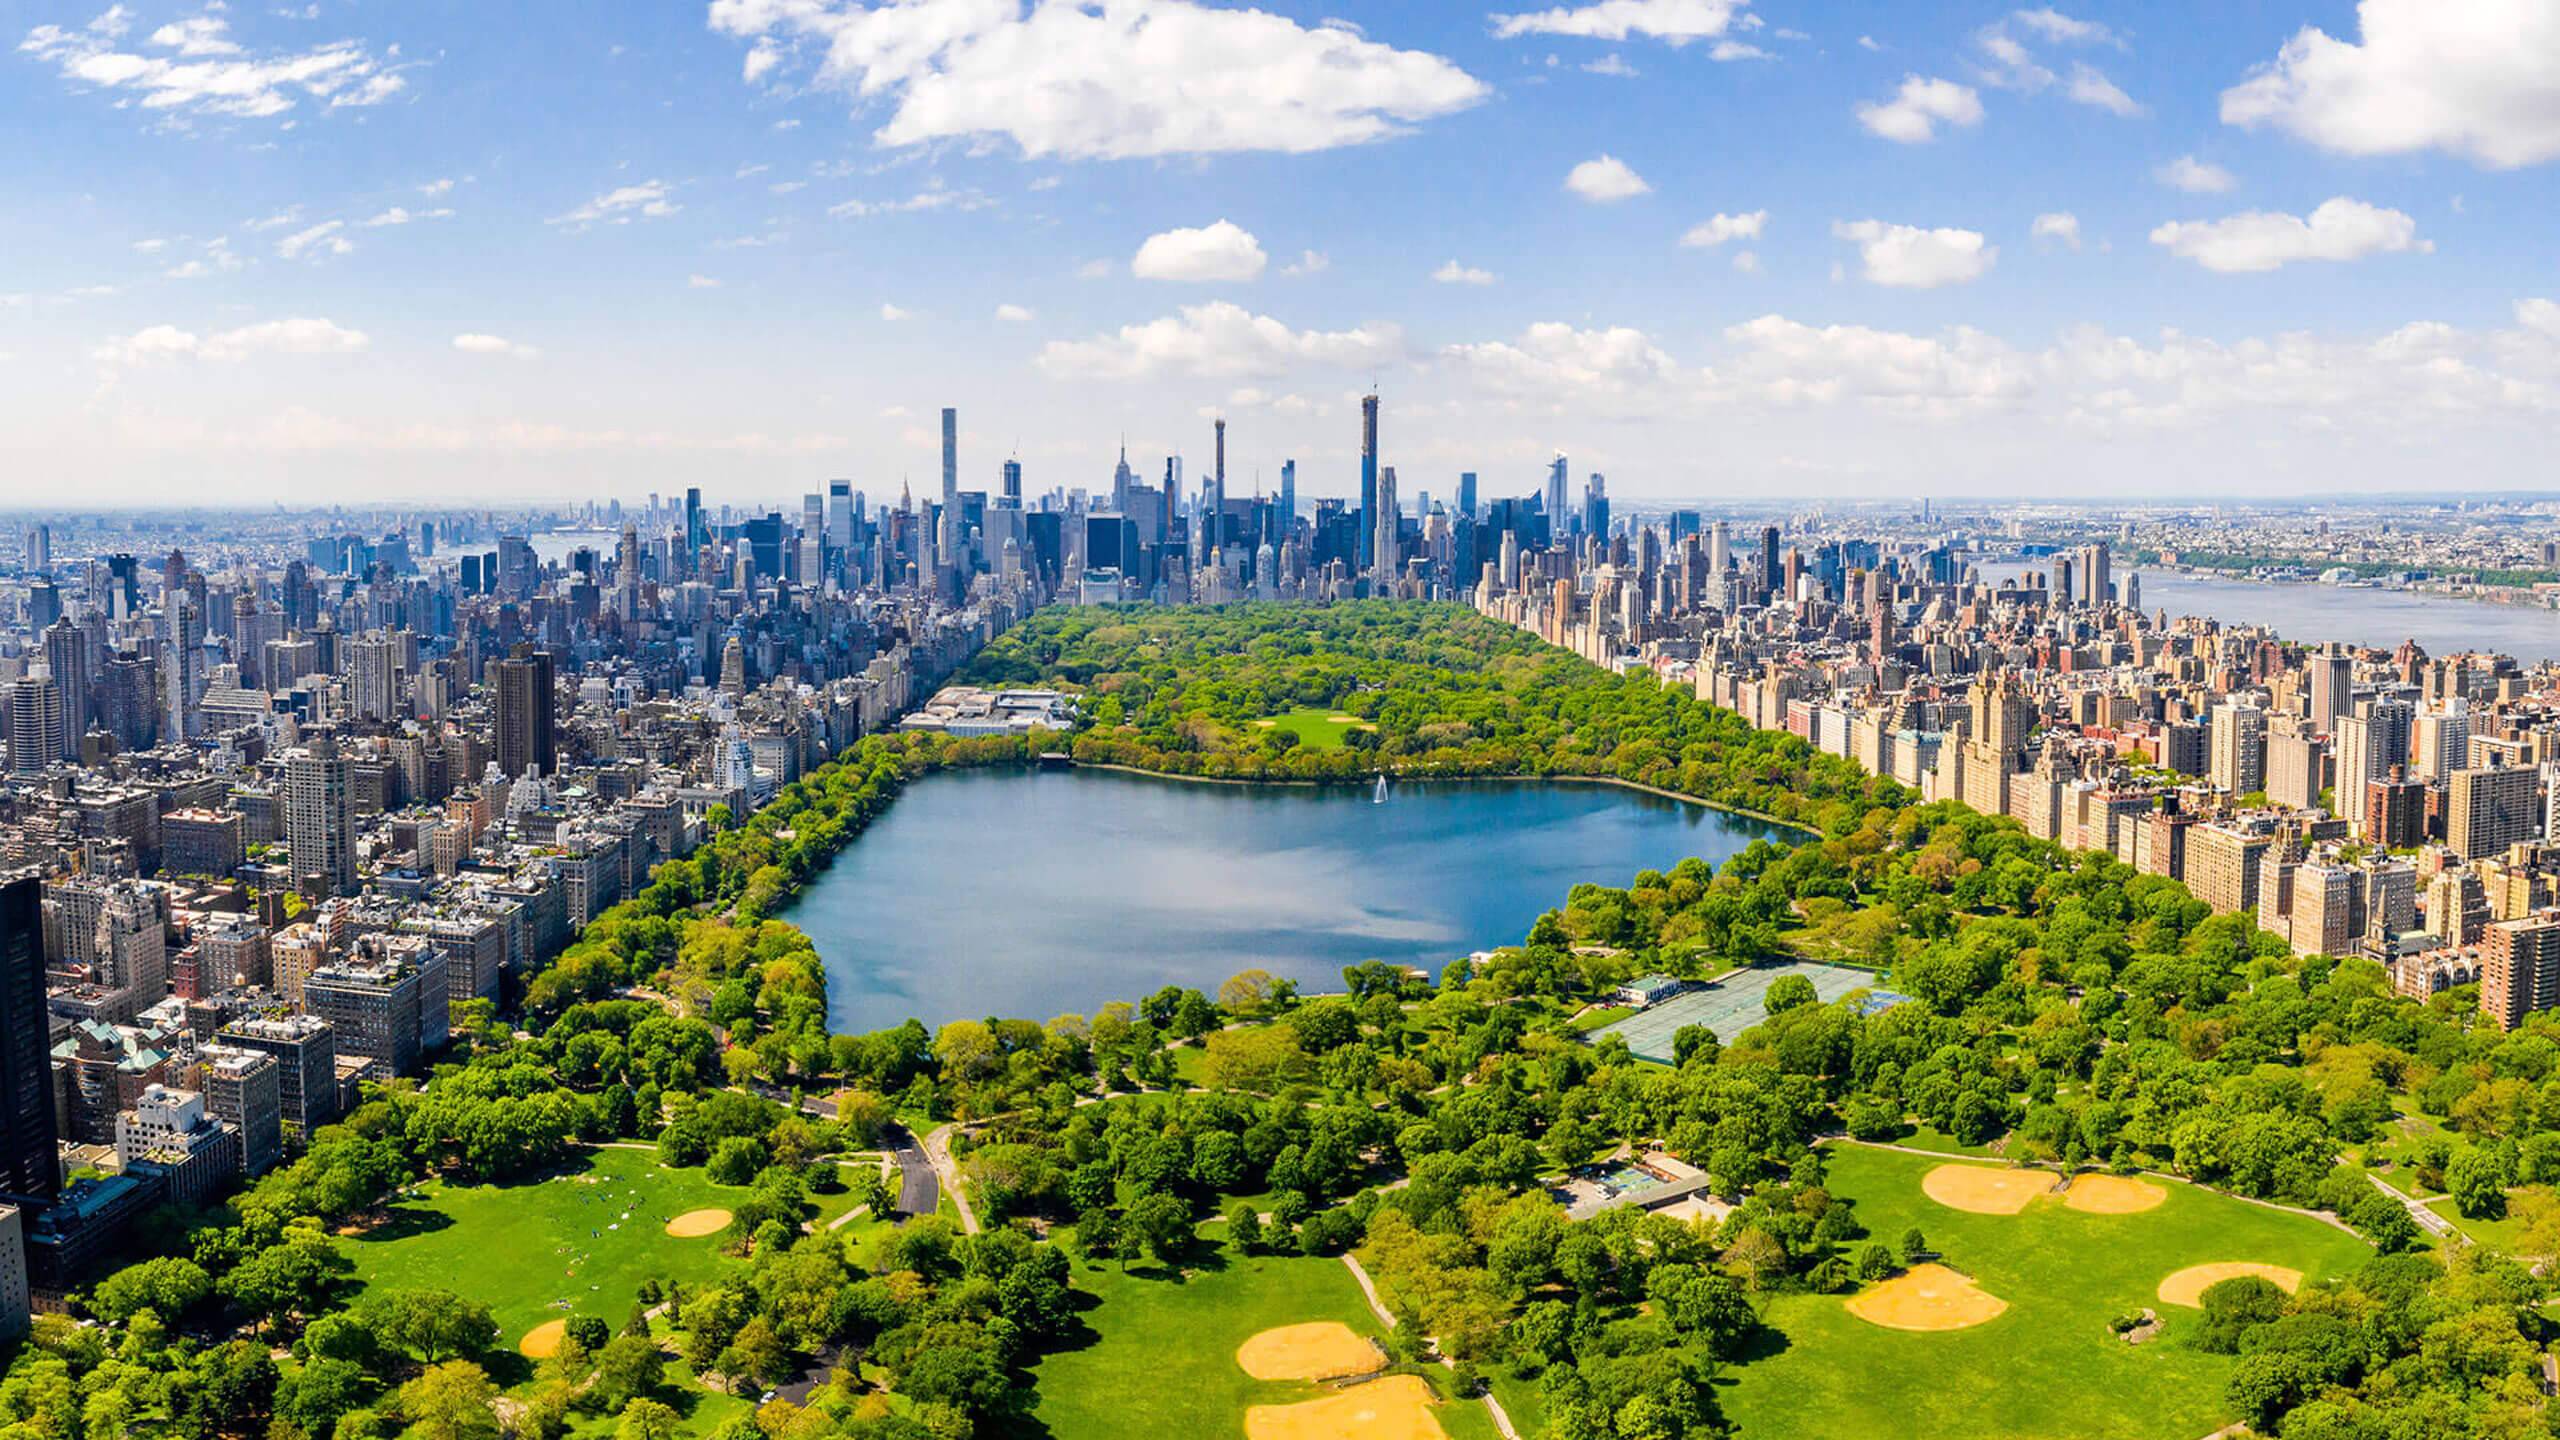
1995, 563, 2560, 663
784, 767, 1791, 1032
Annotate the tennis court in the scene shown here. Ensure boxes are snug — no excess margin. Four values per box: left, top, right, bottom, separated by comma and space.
1596, 961, 1878, 1063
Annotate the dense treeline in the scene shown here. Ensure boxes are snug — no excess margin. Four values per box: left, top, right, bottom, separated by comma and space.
959, 601, 1906, 833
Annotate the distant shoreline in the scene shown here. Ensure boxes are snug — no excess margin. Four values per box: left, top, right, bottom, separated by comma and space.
1055, 760, 1820, 838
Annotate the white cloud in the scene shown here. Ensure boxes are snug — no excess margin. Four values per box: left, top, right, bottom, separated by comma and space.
548, 181, 679, 229
2156, 155, 2237, 193
1731, 250, 1761, 273
164, 241, 245, 279
2010, 8, 2115, 45
1432, 260, 1496, 285
418, 178, 456, 197
20, 11, 405, 121
1565, 154, 1651, 202
2065, 63, 2138, 115
96, 316, 368, 371
1582, 53, 1637, 76
708, 0, 1487, 160
1130, 221, 1268, 282
1857, 34, 1881, 51
131, 237, 168, 253
1035, 301, 1404, 381
2220, 0, 2560, 168
1442, 322, 1689, 415
1855, 76, 1983, 143
1491, 0, 1750, 45
274, 220, 351, 260
1721, 315, 2035, 416
1832, 220, 1998, 287
1680, 210, 1766, 247
359, 206, 452, 228
452, 333, 540, 359
2150, 197, 2431, 272
246, 207, 303, 232
827, 181, 992, 218
1283, 250, 1330, 276
2031, 211, 2082, 249
1709, 40, 1769, 61
1076, 258, 1115, 280
995, 302, 1036, 322
879, 303, 910, 321
2519, 297, 2560, 340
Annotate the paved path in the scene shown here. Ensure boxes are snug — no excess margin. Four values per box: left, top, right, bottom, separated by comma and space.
1338, 1254, 1518, 1440
923, 1124, 981, 1234
880, 1125, 939, 1221
2367, 1171, 2459, 1240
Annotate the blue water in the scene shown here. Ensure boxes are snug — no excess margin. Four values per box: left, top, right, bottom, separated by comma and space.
784, 768, 1790, 1031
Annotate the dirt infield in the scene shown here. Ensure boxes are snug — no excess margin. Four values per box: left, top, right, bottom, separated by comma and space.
2063, 1175, 2168, 1214
1245, 1375, 1449, 1440
1921, 1164, 2057, 1215
1843, 1263, 2011, 1332
664, 1208, 733, 1238
518, 1319, 566, 1358
1236, 1322, 1386, 1382
2157, 1263, 2304, 1308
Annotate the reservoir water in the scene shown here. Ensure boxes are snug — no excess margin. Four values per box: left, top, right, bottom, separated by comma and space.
786, 768, 1792, 1032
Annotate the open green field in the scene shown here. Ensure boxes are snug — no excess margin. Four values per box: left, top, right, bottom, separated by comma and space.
1252, 708, 1373, 750
1032, 1227, 1494, 1440
346, 1143, 864, 1351
1720, 1144, 2373, 1440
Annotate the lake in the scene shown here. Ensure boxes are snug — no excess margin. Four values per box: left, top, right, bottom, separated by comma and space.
785, 767, 1792, 1032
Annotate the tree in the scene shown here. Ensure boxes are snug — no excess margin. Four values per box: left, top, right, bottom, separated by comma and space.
1228, 1203, 1263, 1254
1126, 1193, 1192, 1265
565, 1316, 611, 1354
90, 1255, 211, 1326
1898, 1227, 1929, 1265
617, 1399, 683, 1440
396, 1362, 500, 1440
193, 1340, 279, 1439
365, 1288, 499, 1364
277, 1357, 367, 1439
1765, 973, 1819, 1015
593, 1334, 666, 1411
2448, 1149, 2510, 1220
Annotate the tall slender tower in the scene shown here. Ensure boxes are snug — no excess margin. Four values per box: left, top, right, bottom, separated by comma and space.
1546, 454, 1568, 532
0, 873, 58, 1200
1373, 465, 1400, 583
1213, 418, 1227, 521
939, 407, 960, 586
1358, 393, 1379, 570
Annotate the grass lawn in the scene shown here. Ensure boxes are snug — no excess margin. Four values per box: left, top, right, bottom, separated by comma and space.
346, 1144, 765, 1351
2426, 1195, 2535, 1254
1032, 1228, 1486, 1440
1573, 1006, 1639, 1033
1253, 708, 1373, 750
1887, 1124, 2004, 1158
1718, 1144, 2373, 1440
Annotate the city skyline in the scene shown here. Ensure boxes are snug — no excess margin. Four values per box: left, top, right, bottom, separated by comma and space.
3, 0, 2557, 503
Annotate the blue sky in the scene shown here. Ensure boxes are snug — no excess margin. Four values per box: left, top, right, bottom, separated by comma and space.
4, 0, 2558, 506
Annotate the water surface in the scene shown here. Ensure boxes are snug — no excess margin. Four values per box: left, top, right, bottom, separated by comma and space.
786, 768, 1790, 1031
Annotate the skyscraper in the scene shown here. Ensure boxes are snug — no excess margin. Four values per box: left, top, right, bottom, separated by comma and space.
939, 406, 960, 584
1457, 471, 1476, 520
2309, 645, 2352, 736
1279, 460, 1297, 530
1545, 454, 1568, 529
286, 736, 356, 896
1358, 394, 1380, 569
163, 601, 203, 742
0, 874, 56, 1200
1001, 458, 1023, 511
1373, 464, 1400, 583
4, 670, 61, 775
492, 648, 556, 779
42, 620, 87, 760
1212, 418, 1227, 521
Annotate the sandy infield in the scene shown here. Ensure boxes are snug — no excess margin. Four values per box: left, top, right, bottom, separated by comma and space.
2157, 1263, 2303, 1308
1921, 1164, 2057, 1215
1245, 1375, 1449, 1440
2063, 1175, 2168, 1214
519, 1319, 566, 1358
664, 1208, 733, 1238
1844, 1264, 2010, 1332
1237, 1322, 1386, 1382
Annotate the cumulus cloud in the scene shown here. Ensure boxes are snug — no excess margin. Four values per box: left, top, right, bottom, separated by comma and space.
2010, 8, 2116, 45
1442, 322, 1689, 414
1490, 0, 1750, 44
2220, 0, 2560, 168
2157, 155, 2237, 193
1721, 315, 2035, 416
1565, 154, 1651, 202
1432, 260, 1496, 285
1283, 250, 1330, 276
707, 0, 1488, 159
548, 181, 679, 229
2521, 298, 2560, 340
1075, 258, 1114, 280
1855, 76, 1984, 143
1035, 301, 1404, 381
2150, 197, 2431, 272
452, 333, 539, 359
879, 302, 910, 321
1832, 220, 1998, 287
96, 316, 368, 372
1680, 210, 1766, 247
2031, 212, 2082, 248
995, 302, 1035, 322
20, 8, 406, 120
2065, 64, 2138, 114
1130, 221, 1268, 282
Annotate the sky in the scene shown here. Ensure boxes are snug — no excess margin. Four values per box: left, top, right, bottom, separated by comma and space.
3, 0, 2559, 508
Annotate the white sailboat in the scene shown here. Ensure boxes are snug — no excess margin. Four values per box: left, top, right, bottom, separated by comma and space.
1373, 773, 1389, 804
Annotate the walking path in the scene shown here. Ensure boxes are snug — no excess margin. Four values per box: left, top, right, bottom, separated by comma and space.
1338, 1253, 1518, 1440
923, 1124, 981, 1234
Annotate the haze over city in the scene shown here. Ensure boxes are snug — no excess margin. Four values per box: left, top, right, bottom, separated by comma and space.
6, 0, 2559, 503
